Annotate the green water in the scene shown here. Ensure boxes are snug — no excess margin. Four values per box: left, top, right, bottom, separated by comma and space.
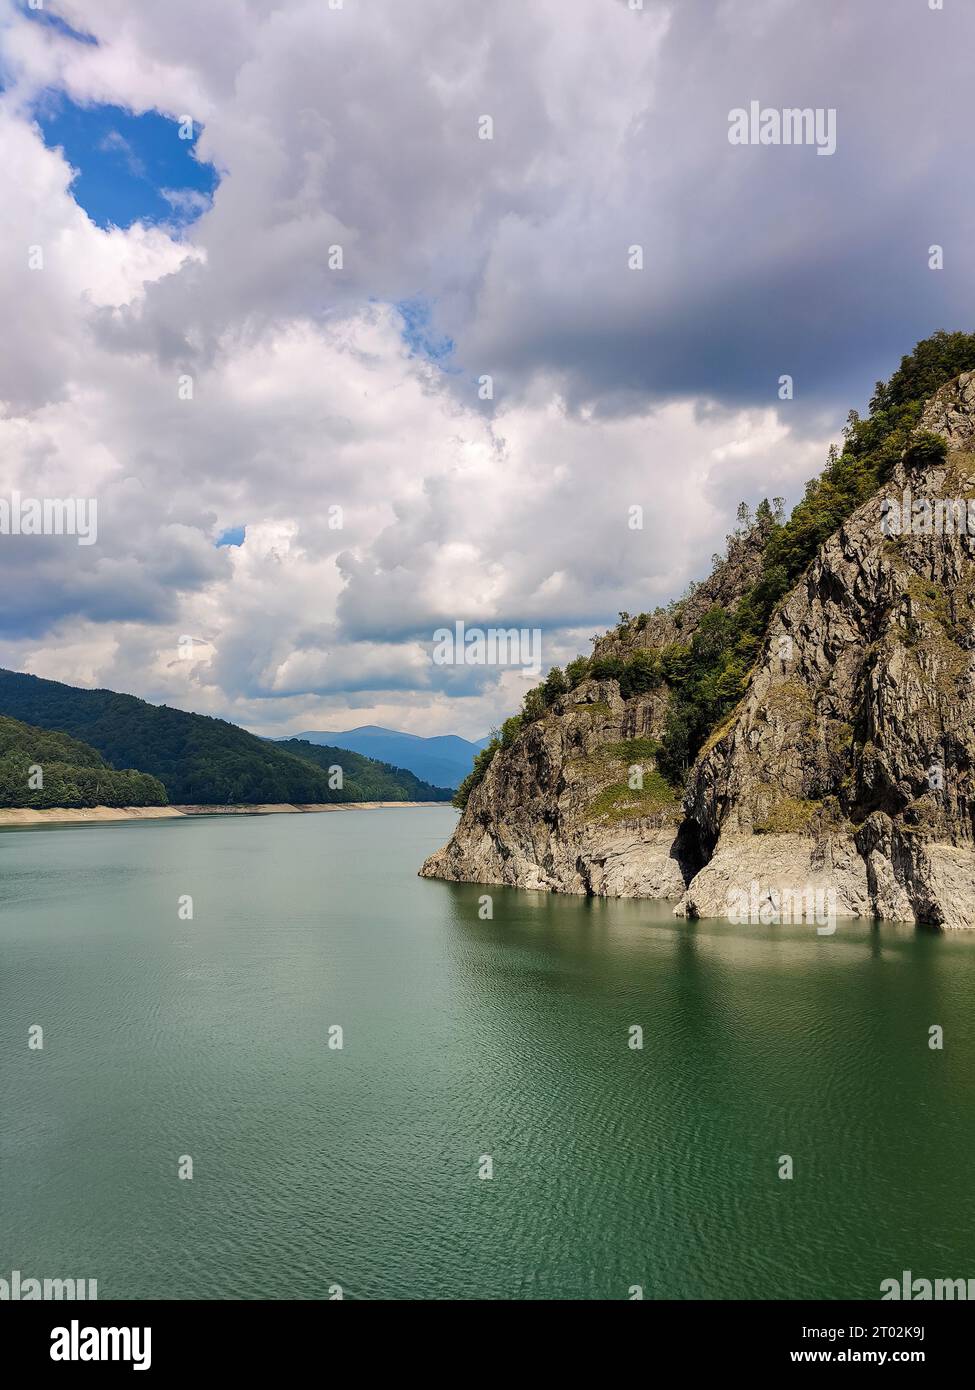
1, 809, 973, 1300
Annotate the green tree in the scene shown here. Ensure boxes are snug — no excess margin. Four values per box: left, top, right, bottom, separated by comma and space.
522, 687, 546, 722
565, 657, 591, 688
542, 666, 569, 706
619, 650, 661, 698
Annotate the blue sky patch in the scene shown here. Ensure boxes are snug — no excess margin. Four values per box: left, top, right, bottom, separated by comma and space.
216, 526, 246, 549
395, 297, 456, 367
35, 95, 218, 230
18, 1, 97, 46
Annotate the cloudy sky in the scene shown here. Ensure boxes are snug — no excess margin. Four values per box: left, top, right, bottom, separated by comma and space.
1, 0, 972, 740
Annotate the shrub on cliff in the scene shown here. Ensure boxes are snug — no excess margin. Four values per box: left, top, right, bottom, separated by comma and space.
903, 431, 949, 472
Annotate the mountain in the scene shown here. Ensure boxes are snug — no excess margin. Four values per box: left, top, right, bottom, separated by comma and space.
679, 370, 975, 927
0, 672, 443, 806
288, 726, 489, 790
422, 333, 975, 928
0, 714, 168, 809
276, 739, 451, 802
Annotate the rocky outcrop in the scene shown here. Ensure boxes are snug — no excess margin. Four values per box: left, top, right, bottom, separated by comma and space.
421, 519, 769, 898
590, 519, 772, 664
421, 678, 689, 897
678, 371, 975, 928
423, 371, 975, 928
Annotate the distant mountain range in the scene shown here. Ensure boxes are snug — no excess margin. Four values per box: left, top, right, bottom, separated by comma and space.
0, 670, 451, 806
275, 739, 451, 803
286, 726, 491, 790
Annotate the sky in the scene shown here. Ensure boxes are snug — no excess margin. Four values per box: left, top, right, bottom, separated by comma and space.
0, 0, 973, 740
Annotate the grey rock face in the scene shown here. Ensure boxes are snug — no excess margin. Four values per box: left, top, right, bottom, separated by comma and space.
420, 679, 687, 897
420, 520, 769, 897
680, 371, 975, 928
423, 372, 975, 928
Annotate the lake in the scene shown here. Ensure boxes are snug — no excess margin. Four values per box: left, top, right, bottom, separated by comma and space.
1, 808, 973, 1300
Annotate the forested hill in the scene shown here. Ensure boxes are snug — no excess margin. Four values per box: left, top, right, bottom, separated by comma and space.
276, 739, 452, 802
0, 670, 444, 805
0, 714, 168, 808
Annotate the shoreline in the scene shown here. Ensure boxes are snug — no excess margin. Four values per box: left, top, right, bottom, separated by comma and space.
0, 801, 453, 827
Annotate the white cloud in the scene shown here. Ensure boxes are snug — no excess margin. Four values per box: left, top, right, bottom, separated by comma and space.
4, 0, 954, 740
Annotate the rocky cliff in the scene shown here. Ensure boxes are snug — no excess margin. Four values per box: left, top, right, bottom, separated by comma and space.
679, 371, 975, 927
422, 368, 975, 928
420, 522, 770, 898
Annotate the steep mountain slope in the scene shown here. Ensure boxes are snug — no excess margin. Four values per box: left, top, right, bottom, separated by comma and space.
276, 738, 452, 801
679, 372, 975, 927
289, 726, 487, 789
0, 714, 167, 808
422, 337, 975, 927
421, 524, 770, 896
